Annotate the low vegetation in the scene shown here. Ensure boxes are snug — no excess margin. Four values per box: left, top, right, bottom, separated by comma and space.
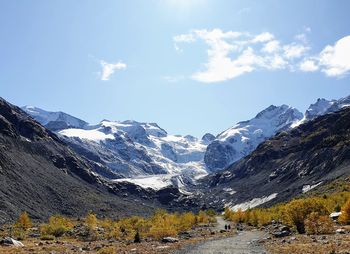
2, 209, 217, 243
224, 190, 350, 234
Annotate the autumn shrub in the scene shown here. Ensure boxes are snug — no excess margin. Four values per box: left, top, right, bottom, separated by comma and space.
85, 211, 98, 229
223, 188, 350, 234
224, 207, 234, 221
99, 219, 121, 240
196, 210, 216, 224
248, 210, 259, 227
40, 215, 74, 237
178, 212, 196, 231
282, 198, 329, 233
304, 212, 334, 235
339, 198, 350, 225
147, 210, 178, 239
14, 211, 32, 230
13, 211, 33, 240
78, 211, 99, 241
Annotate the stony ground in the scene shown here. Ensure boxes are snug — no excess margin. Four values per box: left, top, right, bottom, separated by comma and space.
265, 233, 350, 254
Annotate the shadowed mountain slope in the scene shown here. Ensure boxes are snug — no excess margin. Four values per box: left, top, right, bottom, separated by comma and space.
0, 97, 157, 223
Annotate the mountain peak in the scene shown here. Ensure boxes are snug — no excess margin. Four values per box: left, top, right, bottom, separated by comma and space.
21, 106, 88, 131
205, 104, 303, 171
255, 104, 299, 120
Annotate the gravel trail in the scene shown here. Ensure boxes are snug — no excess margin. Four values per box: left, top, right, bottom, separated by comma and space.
173, 230, 269, 254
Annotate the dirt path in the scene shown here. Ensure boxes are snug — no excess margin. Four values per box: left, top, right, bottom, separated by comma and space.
173, 230, 269, 254
214, 216, 229, 231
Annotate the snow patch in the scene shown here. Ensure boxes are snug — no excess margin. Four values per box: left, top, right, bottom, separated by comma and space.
302, 182, 322, 193
59, 128, 114, 142
223, 188, 237, 195
114, 175, 172, 190
228, 193, 278, 211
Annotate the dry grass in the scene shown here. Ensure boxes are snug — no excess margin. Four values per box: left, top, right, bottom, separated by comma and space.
265, 233, 350, 254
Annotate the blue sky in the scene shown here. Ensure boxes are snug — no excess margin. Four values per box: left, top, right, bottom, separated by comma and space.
1, 0, 350, 137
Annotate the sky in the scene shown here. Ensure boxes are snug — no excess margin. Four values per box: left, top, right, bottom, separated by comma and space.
0, 0, 350, 137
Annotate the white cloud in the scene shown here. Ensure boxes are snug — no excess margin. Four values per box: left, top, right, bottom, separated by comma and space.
175, 29, 309, 82
318, 35, 350, 77
283, 43, 309, 59
100, 60, 127, 81
174, 28, 350, 82
251, 32, 274, 43
299, 35, 350, 77
262, 40, 280, 53
299, 59, 319, 72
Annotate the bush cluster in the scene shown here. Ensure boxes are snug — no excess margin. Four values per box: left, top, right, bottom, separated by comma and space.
225, 191, 350, 234
10, 209, 216, 242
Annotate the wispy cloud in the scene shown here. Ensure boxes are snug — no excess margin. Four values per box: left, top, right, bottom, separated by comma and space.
174, 29, 309, 82
174, 29, 350, 82
100, 60, 127, 81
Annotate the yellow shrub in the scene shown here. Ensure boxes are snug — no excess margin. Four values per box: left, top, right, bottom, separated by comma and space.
147, 210, 179, 239
196, 210, 212, 224
339, 198, 350, 225
15, 211, 32, 230
282, 198, 329, 233
178, 212, 196, 231
248, 210, 259, 227
304, 212, 334, 235
40, 215, 74, 237
85, 211, 98, 229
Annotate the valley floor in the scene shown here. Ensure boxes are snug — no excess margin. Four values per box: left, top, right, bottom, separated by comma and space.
2, 217, 350, 254
0, 217, 235, 254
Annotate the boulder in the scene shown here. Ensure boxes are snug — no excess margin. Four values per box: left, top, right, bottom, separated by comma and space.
336, 228, 346, 234
272, 230, 290, 238
162, 237, 179, 243
0, 237, 24, 247
279, 225, 290, 232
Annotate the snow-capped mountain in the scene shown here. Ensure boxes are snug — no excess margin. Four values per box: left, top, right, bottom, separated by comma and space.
204, 105, 303, 171
22, 106, 88, 131
59, 120, 208, 178
304, 98, 336, 120
22, 106, 208, 191
22, 95, 349, 191
304, 95, 350, 121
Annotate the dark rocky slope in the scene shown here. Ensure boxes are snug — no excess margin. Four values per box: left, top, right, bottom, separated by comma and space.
200, 107, 350, 210
0, 98, 160, 223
